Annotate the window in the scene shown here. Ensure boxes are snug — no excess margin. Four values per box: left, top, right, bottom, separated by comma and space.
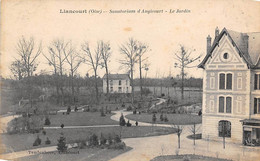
223, 53, 229, 59
119, 80, 121, 85
254, 74, 260, 90
126, 80, 128, 85
254, 98, 260, 114
109, 80, 113, 86
126, 87, 129, 93
118, 87, 122, 92
219, 120, 231, 137
110, 87, 113, 92
219, 96, 232, 113
219, 73, 232, 90
210, 77, 215, 89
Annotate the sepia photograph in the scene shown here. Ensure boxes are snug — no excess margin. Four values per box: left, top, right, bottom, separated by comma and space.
0, 0, 260, 160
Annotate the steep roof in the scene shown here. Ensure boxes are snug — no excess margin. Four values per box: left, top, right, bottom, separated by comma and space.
102, 74, 130, 80
198, 28, 260, 69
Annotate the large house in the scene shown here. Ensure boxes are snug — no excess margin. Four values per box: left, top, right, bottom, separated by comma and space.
102, 74, 132, 94
198, 27, 260, 145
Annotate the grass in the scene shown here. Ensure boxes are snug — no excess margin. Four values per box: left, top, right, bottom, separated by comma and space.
18, 146, 132, 161
151, 154, 232, 161
47, 112, 118, 127
126, 113, 202, 125
0, 126, 176, 153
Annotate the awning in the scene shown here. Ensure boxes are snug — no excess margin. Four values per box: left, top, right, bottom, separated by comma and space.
240, 119, 260, 124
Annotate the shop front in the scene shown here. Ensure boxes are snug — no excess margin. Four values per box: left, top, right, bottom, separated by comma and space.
240, 119, 260, 146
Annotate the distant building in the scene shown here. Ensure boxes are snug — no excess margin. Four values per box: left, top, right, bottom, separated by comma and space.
198, 27, 260, 145
102, 74, 132, 93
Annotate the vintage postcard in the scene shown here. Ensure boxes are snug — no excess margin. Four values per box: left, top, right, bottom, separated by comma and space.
0, 0, 260, 160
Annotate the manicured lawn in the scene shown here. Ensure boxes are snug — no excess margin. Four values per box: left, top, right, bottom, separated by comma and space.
126, 113, 202, 125
0, 126, 176, 153
151, 154, 232, 161
18, 147, 132, 161
47, 112, 118, 127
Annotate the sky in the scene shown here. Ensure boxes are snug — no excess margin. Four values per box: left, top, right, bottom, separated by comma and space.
1, 0, 260, 79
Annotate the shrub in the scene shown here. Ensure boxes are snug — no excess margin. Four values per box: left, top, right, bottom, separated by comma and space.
33, 136, 41, 146
45, 137, 51, 145
119, 114, 126, 126
100, 133, 107, 145
126, 120, 132, 127
57, 134, 67, 152
114, 134, 121, 143
126, 106, 132, 111
100, 107, 106, 117
77, 139, 87, 149
108, 134, 113, 145
88, 134, 98, 147
152, 113, 157, 123
109, 142, 126, 149
164, 115, 169, 122
160, 113, 164, 121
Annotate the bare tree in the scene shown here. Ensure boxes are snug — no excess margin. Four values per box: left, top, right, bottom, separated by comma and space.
172, 124, 183, 149
65, 45, 82, 105
174, 45, 201, 100
15, 36, 42, 130
81, 41, 102, 104
100, 41, 112, 96
16, 37, 42, 77
119, 38, 145, 105
43, 44, 59, 104
137, 43, 149, 100
46, 39, 71, 106
188, 123, 201, 146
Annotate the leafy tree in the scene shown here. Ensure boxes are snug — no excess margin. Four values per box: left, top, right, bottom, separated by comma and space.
57, 133, 67, 152
119, 114, 126, 126
152, 113, 157, 123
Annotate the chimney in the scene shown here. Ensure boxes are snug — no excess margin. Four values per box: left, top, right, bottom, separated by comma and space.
215, 27, 219, 38
207, 35, 212, 54
244, 34, 249, 53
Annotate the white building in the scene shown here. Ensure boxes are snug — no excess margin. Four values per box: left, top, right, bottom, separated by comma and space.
198, 27, 260, 145
102, 74, 132, 94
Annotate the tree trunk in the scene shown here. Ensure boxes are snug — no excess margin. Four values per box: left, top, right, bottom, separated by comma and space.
94, 70, 99, 104
131, 64, 134, 105
178, 134, 180, 149
181, 63, 184, 100
71, 71, 75, 105
105, 66, 109, 96
139, 55, 143, 100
